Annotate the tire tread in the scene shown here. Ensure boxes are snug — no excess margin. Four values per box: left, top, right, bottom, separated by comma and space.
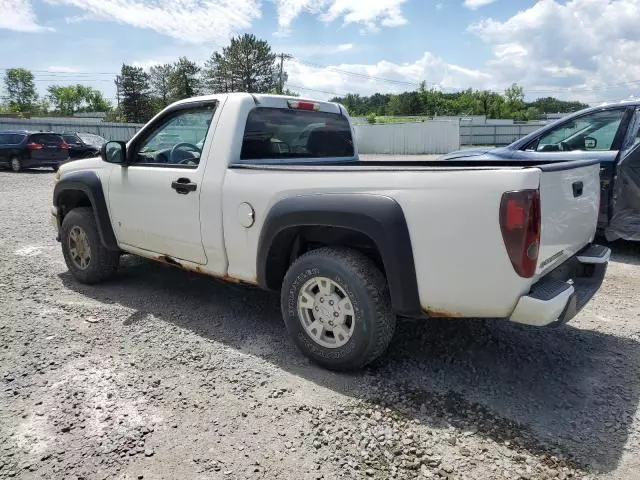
61, 207, 119, 284
282, 246, 395, 370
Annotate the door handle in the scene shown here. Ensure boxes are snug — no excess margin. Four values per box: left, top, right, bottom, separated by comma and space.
572, 181, 583, 198
171, 177, 197, 194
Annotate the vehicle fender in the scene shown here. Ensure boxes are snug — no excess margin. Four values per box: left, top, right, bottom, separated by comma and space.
53, 170, 119, 251
257, 193, 421, 317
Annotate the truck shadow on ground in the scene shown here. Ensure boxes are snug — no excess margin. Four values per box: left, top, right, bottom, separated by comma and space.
606, 239, 640, 266
59, 247, 640, 474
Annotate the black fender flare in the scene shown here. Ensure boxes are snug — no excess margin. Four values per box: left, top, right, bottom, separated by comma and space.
257, 193, 421, 317
53, 170, 119, 251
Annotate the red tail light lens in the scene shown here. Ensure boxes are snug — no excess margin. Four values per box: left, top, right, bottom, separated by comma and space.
26, 142, 43, 150
287, 100, 320, 111
59, 142, 70, 150
499, 189, 541, 278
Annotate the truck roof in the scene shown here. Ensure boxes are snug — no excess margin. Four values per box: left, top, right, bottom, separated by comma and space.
168, 92, 344, 113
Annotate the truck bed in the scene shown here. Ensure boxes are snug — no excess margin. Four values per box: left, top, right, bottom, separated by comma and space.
231, 158, 600, 171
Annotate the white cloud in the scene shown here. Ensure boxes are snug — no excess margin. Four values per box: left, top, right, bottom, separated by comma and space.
463, 0, 497, 9
0, 0, 51, 32
286, 53, 492, 100
275, 0, 408, 35
276, 42, 357, 57
468, 0, 640, 102
44, 0, 261, 44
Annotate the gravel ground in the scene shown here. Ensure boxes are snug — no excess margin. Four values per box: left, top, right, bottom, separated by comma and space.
1, 170, 640, 480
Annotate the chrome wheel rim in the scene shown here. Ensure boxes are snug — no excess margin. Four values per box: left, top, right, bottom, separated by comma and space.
297, 276, 355, 349
68, 226, 91, 270
10, 158, 20, 171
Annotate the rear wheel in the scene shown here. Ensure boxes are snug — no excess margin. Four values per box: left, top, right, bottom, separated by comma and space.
280, 247, 396, 371
10, 157, 21, 172
61, 207, 120, 284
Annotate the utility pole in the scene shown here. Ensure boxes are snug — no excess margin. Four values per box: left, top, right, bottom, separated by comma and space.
114, 76, 122, 109
277, 53, 293, 94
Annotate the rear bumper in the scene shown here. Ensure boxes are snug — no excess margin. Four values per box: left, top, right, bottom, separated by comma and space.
509, 244, 610, 327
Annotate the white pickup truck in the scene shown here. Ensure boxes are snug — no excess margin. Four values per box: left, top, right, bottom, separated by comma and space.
51, 93, 610, 370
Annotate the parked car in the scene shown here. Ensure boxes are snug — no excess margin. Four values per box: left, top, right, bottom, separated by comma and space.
443, 100, 640, 242
0, 131, 70, 172
51, 93, 609, 371
61, 132, 106, 160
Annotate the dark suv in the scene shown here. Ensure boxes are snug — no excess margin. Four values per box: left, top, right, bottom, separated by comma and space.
62, 132, 106, 160
0, 131, 70, 172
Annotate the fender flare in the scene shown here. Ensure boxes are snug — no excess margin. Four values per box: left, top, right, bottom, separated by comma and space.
53, 170, 119, 251
257, 193, 421, 317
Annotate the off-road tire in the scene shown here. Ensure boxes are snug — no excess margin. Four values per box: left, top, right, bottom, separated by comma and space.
61, 207, 119, 284
281, 247, 396, 371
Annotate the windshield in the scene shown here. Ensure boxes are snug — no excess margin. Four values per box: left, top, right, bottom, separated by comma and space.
77, 133, 106, 147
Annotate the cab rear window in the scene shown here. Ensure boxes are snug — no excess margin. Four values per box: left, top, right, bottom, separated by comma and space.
240, 107, 354, 162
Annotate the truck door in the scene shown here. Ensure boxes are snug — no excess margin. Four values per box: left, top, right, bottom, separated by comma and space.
107, 101, 217, 265
607, 107, 640, 241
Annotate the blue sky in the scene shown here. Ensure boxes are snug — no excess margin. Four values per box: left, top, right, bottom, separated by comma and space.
1, 0, 640, 105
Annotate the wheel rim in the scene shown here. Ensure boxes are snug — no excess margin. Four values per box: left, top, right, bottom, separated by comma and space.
10, 158, 20, 171
68, 226, 91, 270
297, 276, 355, 349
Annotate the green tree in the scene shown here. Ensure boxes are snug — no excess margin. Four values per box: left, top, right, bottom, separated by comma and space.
3, 68, 38, 114
47, 84, 111, 116
525, 106, 541, 121
149, 63, 174, 108
530, 96, 588, 114
116, 64, 154, 123
203, 34, 277, 93
85, 89, 111, 112
168, 57, 201, 102
47, 85, 83, 116
503, 83, 525, 119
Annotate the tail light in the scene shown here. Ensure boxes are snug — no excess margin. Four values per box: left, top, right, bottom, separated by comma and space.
287, 100, 320, 111
499, 189, 541, 278
59, 142, 70, 150
26, 142, 43, 150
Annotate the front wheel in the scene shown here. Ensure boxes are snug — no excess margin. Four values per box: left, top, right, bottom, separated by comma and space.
280, 247, 396, 371
10, 157, 22, 172
60, 207, 120, 284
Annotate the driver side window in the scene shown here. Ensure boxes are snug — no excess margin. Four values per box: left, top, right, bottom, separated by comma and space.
534, 108, 626, 152
133, 104, 216, 168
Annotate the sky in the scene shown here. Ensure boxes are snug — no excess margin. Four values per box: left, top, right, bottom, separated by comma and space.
1, 0, 640, 105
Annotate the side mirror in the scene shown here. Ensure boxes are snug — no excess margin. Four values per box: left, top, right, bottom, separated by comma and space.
584, 136, 597, 150
100, 141, 127, 165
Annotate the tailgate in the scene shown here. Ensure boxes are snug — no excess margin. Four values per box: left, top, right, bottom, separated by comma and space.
537, 160, 601, 275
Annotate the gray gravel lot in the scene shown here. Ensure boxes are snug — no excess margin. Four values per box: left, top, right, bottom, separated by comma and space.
1, 170, 639, 480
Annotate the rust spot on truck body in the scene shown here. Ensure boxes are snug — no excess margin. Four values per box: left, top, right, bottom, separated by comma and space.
154, 255, 257, 285
423, 308, 464, 318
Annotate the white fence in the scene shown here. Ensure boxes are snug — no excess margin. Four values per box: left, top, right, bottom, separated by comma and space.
0, 117, 143, 142
353, 121, 460, 155
460, 123, 546, 146
4, 116, 551, 152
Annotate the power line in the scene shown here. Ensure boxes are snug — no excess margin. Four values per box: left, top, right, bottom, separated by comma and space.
287, 84, 349, 97
293, 58, 425, 89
